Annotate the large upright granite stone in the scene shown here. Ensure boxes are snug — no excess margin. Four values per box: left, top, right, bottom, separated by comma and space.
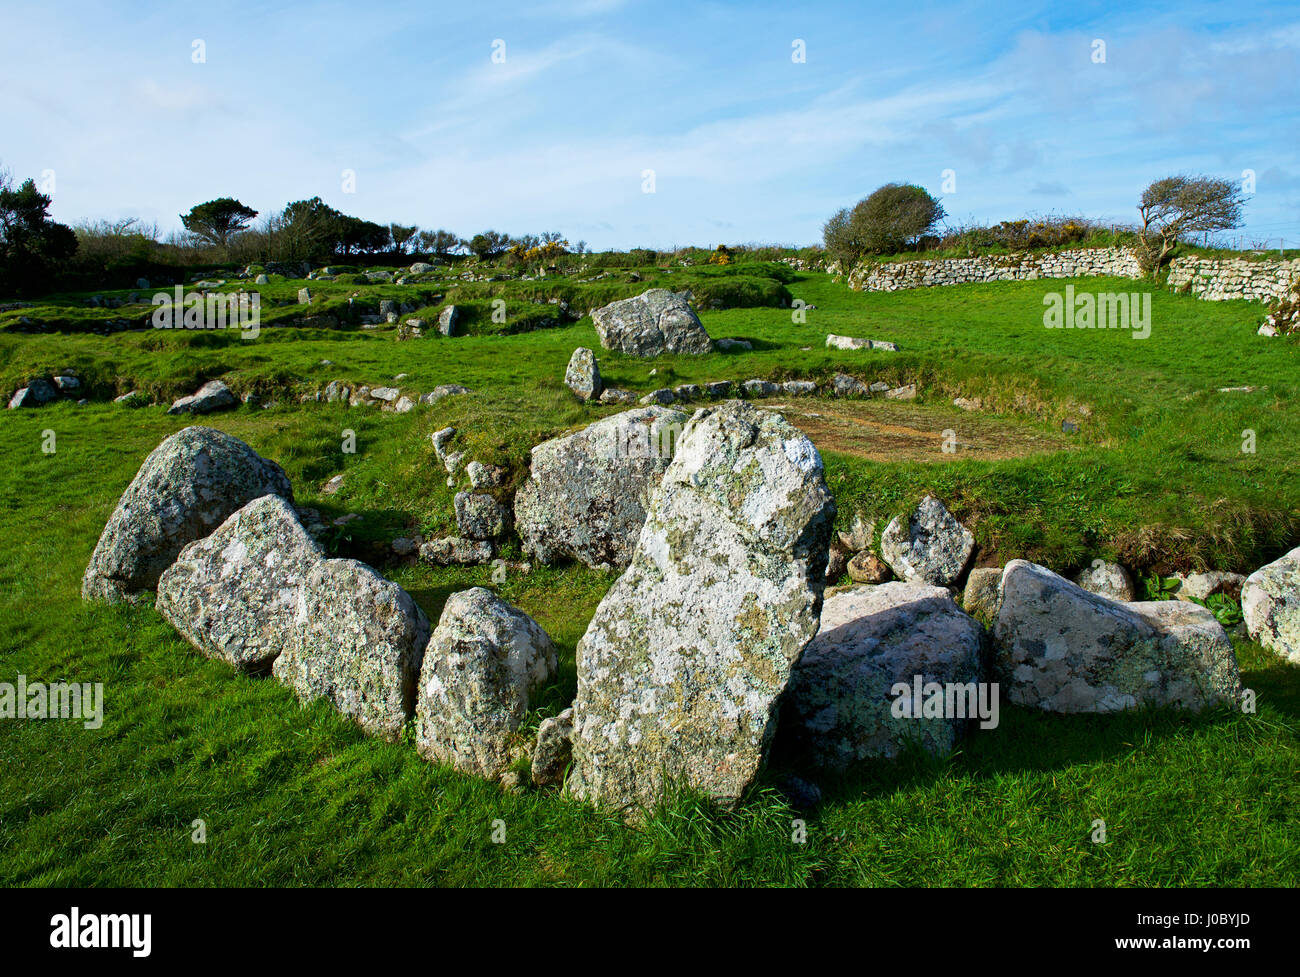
992, 560, 1242, 712
879, 495, 975, 586
777, 582, 986, 768
414, 588, 557, 779
514, 406, 689, 569
569, 400, 836, 813
156, 494, 323, 673
591, 289, 713, 357
82, 426, 294, 603
1242, 545, 1300, 663
273, 559, 430, 740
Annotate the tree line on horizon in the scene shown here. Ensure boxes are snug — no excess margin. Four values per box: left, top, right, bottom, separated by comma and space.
0, 165, 1259, 297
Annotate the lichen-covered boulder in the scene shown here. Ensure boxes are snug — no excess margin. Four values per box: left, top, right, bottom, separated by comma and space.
454, 492, 510, 540
1242, 546, 1300, 663
414, 588, 557, 778
591, 288, 713, 357
156, 495, 323, 672
1073, 559, 1136, 601
564, 347, 602, 401
418, 537, 493, 566
993, 560, 1242, 712
879, 495, 974, 586
962, 566, 1003, 623
569, 400, 836, 813
273, 559, 430, 740
82, 426, 294, 603
776, 583, 985, 768
514, 406, 689, 569
532, 708, 574, 787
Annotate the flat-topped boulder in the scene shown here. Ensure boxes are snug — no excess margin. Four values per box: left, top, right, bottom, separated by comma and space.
82, 427, 294, 602
993, 560, 1242, 712
591, 288, 713, 357
156, 495, 323, 673
569, 400, 835, 813
514, 406, 689, 569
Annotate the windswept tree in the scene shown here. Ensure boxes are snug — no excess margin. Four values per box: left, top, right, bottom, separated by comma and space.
388, 223, 418, 253
416, 228, 461, 258
467, 230, 511, 260
823, 183, 946, 267
1137, 174, 1246, 276
180, 197, 258, 249
0, 169, 78, 296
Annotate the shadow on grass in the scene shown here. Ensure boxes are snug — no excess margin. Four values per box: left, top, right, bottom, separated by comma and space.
770, 702, 1263, 812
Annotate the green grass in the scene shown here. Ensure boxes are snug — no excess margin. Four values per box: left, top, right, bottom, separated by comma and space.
1, 269, 1298, 886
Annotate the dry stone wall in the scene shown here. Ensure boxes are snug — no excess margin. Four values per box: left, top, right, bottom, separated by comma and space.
845, 247, 1297, 302
1166, 256, 1300, 302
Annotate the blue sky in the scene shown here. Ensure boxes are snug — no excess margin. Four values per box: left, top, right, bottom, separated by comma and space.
2, 0, 1298, 249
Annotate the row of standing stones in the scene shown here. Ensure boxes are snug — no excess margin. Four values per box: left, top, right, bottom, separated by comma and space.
80, 400, 1300, 814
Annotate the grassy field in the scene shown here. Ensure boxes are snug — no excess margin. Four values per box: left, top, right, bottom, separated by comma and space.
1, 264, 1298, 886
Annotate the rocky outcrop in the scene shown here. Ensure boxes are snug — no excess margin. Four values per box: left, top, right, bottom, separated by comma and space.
514, 406, 689, 569
273, 559, 430, 740
568, 400, 835, 813
591, 289, 713, 357
992, 561, 1242, 712
1242, 546, 1300, 663
777, 583, 986, 768
414, 588, 557, 778
82, 427, 294, 603
156, 495, 323, 673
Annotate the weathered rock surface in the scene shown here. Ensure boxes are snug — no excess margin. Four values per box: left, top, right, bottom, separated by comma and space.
166, 379, 237, 415
992, 561, 1242, 712
962, 566, 1003, 622
847, 551, 892, 584
1242, 546, 1300, 663
7, 378, 57, 409
156, 495, 323, 672
569, 400, 836, 813
1074, 559, 1136, 601
777, 583, 985, 768
454, 492, 510, 540
273, 558, 430, 740
531, 707, 575, 787
1177, 570, 1247, 603
419, 537, 493, 566
564, 347, 602, 400
414, 588, 557, 778
879, 495, 974, 586
83, 427, 294, 602
591, 289, 713, 357
514, 406, 689, 569
825, 334, 899, 352
437, 305, 461, 336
